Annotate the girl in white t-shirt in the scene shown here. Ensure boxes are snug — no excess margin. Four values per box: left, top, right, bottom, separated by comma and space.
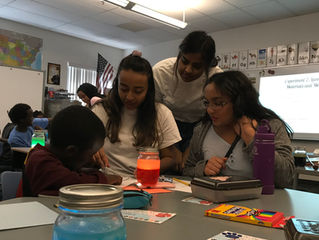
92, 55, 181, 176
153, 31, 222, 170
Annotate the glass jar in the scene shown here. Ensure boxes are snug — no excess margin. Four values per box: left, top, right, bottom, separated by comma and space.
31, 130, 45, 147
136, 147, 160, 186
52, 184, 126, 240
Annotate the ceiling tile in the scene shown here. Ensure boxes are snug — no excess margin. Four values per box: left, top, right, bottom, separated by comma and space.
8, 0, 80, 23
192, 0, 236, 15
243, 1, 294, 21
224, 0, 271, 8
91, 10, 130, 26
72, 18, 124, 36
277, 0, 319, 15
33, 0, 108, 16
0, 6, 65, 28
0, 0, 13, 5
137, 28, 180, 42
213, 8, 260, 27
117, 21, 151, 32
191, 15, 230, 30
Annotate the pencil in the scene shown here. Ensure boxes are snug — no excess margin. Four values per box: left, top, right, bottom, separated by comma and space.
173, 178, 191, 186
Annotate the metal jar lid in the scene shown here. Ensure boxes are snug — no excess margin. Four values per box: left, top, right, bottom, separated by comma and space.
58, 184, 123, 210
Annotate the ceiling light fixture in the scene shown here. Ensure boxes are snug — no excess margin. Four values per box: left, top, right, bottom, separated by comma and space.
103, 0, 187, 29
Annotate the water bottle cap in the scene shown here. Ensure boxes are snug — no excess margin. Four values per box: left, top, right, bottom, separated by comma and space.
255, 120, 275, 140
58, 184, 123, 210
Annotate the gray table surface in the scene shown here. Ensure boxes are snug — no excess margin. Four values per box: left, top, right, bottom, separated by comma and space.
1, 189, 319, 240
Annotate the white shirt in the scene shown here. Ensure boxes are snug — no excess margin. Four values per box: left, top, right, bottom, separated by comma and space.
153, 57, 222, 123
202, 126, 253, 178
92, 103, 181, 176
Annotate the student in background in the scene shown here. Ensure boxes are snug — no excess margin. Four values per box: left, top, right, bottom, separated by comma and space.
77, 83, 104, 108
33, 110, 45, 118
183, 71, 295, 188
92, 55, 181, 177
32, 110, 50, 130
153, 31, 222, 171
8, 103, 35, 147
22, 105, 122, 197
7, 104, 49, 147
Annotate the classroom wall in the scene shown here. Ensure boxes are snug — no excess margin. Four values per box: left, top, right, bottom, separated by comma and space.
0, 18, 124, 91
127, 12, 319, 66
127, 12, 319, 151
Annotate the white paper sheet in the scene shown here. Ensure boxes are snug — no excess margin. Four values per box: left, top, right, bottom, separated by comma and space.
0, 201, 58, 230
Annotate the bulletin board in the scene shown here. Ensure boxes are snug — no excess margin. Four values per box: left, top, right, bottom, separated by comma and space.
0, 65, 44, 132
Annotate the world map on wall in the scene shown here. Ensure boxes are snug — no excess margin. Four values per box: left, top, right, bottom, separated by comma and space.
0, 29, 43, 70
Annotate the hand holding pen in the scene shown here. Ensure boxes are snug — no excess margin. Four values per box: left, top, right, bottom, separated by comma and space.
204, 156, 227, 176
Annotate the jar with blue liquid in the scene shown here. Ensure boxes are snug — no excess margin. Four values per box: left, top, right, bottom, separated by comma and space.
52, 184, 127, 240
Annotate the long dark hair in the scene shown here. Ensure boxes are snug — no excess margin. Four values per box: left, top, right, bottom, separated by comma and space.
103, 55, 159, 147
203, 71, 293, 137
174, 31, 217, 78
77, 83, 103, 99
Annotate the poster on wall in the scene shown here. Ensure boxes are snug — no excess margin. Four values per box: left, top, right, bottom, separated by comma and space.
277, 45, 287, 66
248, 49, 257, 69
266, 47, 277, 67
298, 42, 310, 64
310, 41, 319, 63
287, 43, 298, 65
230, 52, 239, 69
239, 50, 248, 70
47, 63, 61, 85
257, 48, 267, 67
0, 29, 43, 70
221, 53, 231, 69
216, 54, 222, 68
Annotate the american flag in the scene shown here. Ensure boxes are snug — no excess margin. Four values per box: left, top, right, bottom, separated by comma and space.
96, 53, 114, 94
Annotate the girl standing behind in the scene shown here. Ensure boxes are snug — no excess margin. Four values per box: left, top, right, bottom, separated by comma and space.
92, 55, 181, 176
153, 31, 222, 170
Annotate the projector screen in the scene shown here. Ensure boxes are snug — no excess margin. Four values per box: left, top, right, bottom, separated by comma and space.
259, 72, 319, 140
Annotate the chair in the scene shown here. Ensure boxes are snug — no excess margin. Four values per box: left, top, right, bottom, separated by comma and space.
0, 138, 13, 173
0, 171, 22, 200
1, 123, 15, 139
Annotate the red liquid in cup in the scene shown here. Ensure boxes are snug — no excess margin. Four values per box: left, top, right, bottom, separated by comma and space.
136, 159, 160, 186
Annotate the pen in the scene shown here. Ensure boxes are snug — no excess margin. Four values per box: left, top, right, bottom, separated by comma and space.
224, 135, 241, 158
173, 178, 190, 186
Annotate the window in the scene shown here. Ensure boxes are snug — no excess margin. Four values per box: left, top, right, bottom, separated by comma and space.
67, 64, 97, 102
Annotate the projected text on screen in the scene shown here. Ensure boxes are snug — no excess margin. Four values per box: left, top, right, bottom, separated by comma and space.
259, 72, 319, 140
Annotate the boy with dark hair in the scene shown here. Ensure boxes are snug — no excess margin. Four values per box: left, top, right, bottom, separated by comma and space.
7, 103, 50, 147
23, 105, 122, 197
8, 103, 34, 147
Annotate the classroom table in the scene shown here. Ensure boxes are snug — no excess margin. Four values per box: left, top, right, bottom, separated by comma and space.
0, 189, 319, 240
11, 147, 31, 154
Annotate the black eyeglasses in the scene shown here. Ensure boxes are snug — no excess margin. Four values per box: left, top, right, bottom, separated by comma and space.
202, 99, 229, 110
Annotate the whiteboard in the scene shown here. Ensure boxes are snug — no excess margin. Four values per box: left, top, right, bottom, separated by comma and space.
0, 65, 44, 132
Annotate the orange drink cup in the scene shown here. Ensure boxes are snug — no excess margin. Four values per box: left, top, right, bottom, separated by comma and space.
136, 148, 160, 186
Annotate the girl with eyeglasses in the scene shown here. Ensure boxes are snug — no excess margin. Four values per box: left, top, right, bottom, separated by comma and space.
183, 71, 295, 188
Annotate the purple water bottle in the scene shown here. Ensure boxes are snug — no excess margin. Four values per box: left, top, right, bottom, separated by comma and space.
253, 119, 275, 194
